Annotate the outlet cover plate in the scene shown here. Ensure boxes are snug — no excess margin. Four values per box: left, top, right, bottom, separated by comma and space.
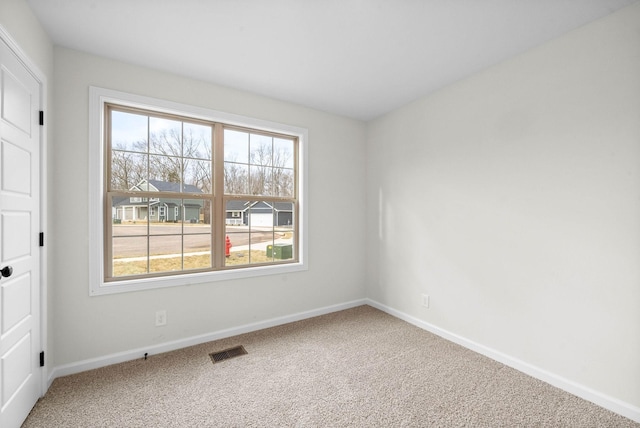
155, 310, 167, 326
421, 294, 430, 308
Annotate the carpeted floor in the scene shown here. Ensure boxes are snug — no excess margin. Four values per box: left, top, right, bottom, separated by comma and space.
23, 305, 638, 427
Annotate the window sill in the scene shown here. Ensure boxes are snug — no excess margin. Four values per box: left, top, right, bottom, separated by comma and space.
90, 261, 307, 296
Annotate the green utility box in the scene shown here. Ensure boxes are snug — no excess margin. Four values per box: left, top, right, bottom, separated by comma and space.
266, 243, 293, 259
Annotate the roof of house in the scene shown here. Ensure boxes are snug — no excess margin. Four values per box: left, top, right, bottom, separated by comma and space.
145, 179, 203, 194
112, 196, 129, 207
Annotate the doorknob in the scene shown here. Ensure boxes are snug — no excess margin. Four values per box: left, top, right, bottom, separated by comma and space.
0, 266, 13, 278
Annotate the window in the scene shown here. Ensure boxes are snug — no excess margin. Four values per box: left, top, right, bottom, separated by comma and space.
89, 87, 307, 295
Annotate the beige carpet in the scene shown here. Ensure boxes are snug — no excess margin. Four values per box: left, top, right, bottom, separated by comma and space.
23, 305, 637, 427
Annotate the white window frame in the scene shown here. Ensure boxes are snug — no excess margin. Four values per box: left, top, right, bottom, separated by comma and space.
89, 87, 308, 296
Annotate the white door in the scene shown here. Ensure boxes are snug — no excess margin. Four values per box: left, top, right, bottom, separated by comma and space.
0, 37, 42, 428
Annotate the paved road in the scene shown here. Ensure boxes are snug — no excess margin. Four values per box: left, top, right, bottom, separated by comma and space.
112, 224, 288, 257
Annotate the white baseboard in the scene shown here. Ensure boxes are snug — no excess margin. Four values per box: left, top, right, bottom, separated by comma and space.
365, 298, 640, 424
48, 298, 367, 388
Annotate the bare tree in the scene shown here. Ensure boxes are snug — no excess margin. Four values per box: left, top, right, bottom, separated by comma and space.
183, 127, 212, 193
224, 160, 248, 194
272, 144, 294, 196
248, 141, 272, 195
146, 127, 213, 193
110, 142, 147, 190
112, 125, 292, 197
223, 139, 294, 196
148, 128, 182, 185
273, 168, 294, 197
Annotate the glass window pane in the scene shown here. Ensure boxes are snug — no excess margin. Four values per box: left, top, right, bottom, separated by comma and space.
111, 110, 148, 153
224, 162, 248, 194
273, 167, 294, 197
183, 122, 212, 160
184, 234, 211, 270
149, 235, 182, 273
149, 211, 181, 233
224, 129, 249, 163
250, 165, 272, 196
112, 236, 148, 277
184, 159, 212, 193
273, 202, 294, 227
149, 155, 182, 188
112, 198, 149, 224
183, 199, 208, 228
274, 202, 294, 262
110, 151, 147, 191
274, 138, 294, 169
268, 202, 294, 262
225, 200, 251, 266
149, 117, 182, 157
250, 134, 272, 166
224, 200, 295, 266
225, 200, 248, 227
248, 201, 274, 264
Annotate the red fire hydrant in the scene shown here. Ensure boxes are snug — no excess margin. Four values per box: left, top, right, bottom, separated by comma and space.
225, 235, 232, 257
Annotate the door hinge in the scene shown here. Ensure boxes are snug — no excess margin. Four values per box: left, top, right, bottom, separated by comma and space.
40, 351, 45, 367
39, 232, 44, 247
39, 111, 44, 126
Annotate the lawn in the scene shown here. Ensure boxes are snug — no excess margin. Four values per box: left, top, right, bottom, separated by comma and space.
112, 250, 288, 276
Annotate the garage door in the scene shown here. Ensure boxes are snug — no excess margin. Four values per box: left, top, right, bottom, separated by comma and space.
250, 213, 272, 227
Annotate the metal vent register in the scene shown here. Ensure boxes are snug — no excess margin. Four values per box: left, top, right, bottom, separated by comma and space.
209, 346, 248, 364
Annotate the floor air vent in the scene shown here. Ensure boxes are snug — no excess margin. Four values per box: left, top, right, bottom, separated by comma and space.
209, 345, 248, 364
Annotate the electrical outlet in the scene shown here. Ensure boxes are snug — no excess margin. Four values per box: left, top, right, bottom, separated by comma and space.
421, 294, 430, 308
155, 310, 167, 326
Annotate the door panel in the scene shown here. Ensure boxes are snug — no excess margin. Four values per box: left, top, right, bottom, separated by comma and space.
0, 36, 41, 428
1, 67, 31, 135
2, 333, 32, 407
2, 140, 31, 194
2, 273, 31, 334
2, 212, 31, 260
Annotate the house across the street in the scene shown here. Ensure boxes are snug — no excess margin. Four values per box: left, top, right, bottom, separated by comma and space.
114, 179, 205, 223
226, 200, 293, 227
113, 180, 293, 226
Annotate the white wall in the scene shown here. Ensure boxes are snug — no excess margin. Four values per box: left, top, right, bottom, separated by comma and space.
51, 47, 366, 366
366, 2, 640, 412
0, 0, 52, 71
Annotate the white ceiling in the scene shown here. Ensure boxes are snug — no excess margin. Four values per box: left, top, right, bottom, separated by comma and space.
27, 0, 637, 121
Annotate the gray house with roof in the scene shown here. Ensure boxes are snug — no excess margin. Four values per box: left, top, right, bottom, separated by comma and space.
114, 180, 292, 226
114, 179, 204, 223
226, 200, 293, 227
